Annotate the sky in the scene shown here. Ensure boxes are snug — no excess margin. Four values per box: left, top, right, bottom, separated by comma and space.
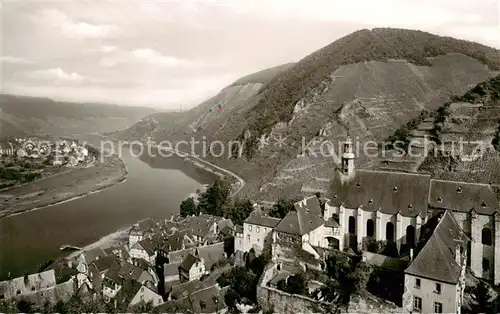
1, 0, 499, 109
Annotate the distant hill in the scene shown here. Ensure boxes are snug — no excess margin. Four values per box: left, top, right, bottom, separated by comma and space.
0, 94, 157, 137
114, 27, 500, 200
113, 63, 295, 142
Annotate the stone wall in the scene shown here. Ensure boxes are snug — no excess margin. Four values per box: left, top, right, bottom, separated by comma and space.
256, 262, 334, 314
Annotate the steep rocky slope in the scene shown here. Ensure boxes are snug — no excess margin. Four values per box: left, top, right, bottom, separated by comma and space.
113, 63, 295, 143
0, 94, 156, 137
117, 28, 500, 201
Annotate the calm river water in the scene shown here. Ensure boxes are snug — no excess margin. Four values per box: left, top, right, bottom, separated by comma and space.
0, 137, 216, 280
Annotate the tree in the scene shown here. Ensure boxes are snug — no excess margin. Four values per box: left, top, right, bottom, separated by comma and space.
345, 262, 372, 294
198, 179, 230, 216
321, 279, 339, 302
325, 253, 353, 282
269, 198, 298, 219
469, 281, 494, 314
284, 273, 308, 296
224, 287, 241, 313
224, 198, 254, 225
180, 197, 198, 217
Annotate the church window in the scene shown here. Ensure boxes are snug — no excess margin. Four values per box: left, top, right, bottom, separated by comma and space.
482, 228, 492, 246
366, 219, 374, 237
406, 225, 416, 247
386, 222, 394, 242
348, 216, 356, 234
483, 258, 490, 271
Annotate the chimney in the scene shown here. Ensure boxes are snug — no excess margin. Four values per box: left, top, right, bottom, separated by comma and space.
410, 248, 414, 262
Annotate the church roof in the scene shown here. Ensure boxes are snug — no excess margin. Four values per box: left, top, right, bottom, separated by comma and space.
405, 211, 468, 284
330, 170, 431, 217
429, 180, 499, 215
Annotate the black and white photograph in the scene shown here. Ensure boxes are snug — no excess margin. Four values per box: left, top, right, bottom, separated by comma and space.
0, 0, 499, 313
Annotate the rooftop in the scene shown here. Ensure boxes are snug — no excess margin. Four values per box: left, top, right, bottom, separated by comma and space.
405, 211, 469, 284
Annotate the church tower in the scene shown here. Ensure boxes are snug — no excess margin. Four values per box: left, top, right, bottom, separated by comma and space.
341, 136, 355, 178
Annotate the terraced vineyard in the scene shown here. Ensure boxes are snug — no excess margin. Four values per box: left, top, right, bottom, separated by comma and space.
373, 75, 500, 185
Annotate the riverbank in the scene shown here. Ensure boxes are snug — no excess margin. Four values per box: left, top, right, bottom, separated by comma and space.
0, 154, 127, 219
65, 224, 130, 260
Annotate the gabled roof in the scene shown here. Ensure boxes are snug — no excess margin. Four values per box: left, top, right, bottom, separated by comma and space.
185, 214, 220, 238
118, 263, 145, 282
164, 230, 188, 252
168, 248, 196, 263
164, 262, 181, 277
405, 211, 469, 284
325, 216, 340, 228
429, 180, 499, 215
91, 255, 119, 273
274, 198, 325, 236
82, 248, 107, 264
114, 279, 142, 305
179, 254, 201, 272
217, 219, 234, 231
170, 280, 203, 300
330, 170, 431, 217
137, 239, 156, 256
196, 242, 225, 271
244, 209, 281, 228
235, 224, 243, 234
189, 285, 227, 313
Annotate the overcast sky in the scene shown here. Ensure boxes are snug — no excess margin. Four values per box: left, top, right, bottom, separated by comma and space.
1, 0, 499, 109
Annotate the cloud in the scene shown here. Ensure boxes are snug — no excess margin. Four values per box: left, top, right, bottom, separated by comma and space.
1, 56, 35, 65
39, 9, 119, 39
21, 68, 85, 85
99, 47, 203, 68
223, 0, 496, 28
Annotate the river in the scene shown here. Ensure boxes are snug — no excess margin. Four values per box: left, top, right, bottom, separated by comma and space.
0, 138, 216, 280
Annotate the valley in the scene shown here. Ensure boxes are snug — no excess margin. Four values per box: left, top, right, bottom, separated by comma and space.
115, 28, 500, 202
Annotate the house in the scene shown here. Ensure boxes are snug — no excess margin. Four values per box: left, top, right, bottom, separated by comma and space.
53, 156, 64, 166
88, 255, 120, 293
164, 262, 181, 284
0, 144, 15, 156
217, 219, 235, 238
272, 196, 327, 264
185, 214, 221, 244
0, 270, 56, 299
242, 209, 281, 254
196, 242, 226, 271
118, 263, 155, 285
16, 148, 27, 158
77, 248, 107, 267
234, 225, 244, 252
168, 248, 196, 263
102, 268, 122, 299
178, 254, 205, 283
128, 219, 158, 249
129, 239, 157, 265
186, 284, 228, 314
113, 279, 163, 309
403, 211, 468, 314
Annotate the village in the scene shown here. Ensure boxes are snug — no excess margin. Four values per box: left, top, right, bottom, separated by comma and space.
0, 137, 95, 169
1, 138, 499, 314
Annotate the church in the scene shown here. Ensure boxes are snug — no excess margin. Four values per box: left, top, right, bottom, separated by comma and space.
324, 137, 500, 285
